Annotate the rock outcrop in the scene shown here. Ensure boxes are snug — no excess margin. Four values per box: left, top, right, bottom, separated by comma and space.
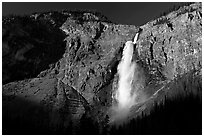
2, 3, 202, 134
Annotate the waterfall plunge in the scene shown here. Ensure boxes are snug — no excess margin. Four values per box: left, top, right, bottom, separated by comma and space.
112, 33, 140, 121
116, 41, 136, 110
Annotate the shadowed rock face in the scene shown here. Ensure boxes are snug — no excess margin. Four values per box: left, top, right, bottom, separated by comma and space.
2, 15, 67, 84
2, 3, 202, 134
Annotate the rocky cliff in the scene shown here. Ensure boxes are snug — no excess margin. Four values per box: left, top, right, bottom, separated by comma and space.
2, 3, 202, 134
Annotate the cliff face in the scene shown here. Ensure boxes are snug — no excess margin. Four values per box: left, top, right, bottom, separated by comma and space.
138, 3, 202, 81
2, 3, 202, 134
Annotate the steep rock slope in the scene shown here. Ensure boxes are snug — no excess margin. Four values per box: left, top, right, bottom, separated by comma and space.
2, 3, 202, 134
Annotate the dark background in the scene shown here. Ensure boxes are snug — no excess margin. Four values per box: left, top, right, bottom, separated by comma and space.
3, 2, 181, 26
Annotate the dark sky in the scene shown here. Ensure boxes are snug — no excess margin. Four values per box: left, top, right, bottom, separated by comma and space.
2, 2, 181, 26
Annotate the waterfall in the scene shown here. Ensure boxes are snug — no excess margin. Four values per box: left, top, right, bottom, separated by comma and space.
111, 33, 140, 121
116, 40, 136, 109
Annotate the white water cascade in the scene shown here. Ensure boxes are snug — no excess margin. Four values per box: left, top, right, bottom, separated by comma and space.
112, 33, 140, 120
116, 40, 136, 109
